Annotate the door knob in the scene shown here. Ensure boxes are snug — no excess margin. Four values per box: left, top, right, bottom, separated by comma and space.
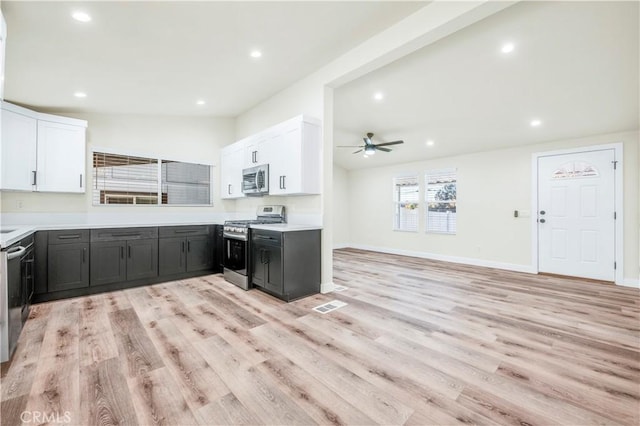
539, 210, 546, 215
539, 218, 546, 223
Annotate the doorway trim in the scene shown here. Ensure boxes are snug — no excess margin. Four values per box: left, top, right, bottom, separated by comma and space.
531, 143, 624, 285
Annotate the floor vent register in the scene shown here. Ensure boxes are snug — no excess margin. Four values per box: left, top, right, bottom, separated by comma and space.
313, 300, 348, 314
333, 285, 349, 292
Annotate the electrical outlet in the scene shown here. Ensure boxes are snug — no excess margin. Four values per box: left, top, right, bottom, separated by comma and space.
16, 200, 23, 209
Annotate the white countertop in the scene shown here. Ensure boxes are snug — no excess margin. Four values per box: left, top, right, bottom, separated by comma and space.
250, 223, 322, 232
0, 226, 38, 248
0, 221, 223, 248
1, 221, 322, 247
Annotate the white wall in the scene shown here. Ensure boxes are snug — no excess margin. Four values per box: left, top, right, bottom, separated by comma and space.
332, 164, 350, 248
344, 130, 639, 282
1, 113, 236, 224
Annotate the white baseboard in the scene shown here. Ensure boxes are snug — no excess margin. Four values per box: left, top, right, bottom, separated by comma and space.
321, 281, 336, 293
344, 243, 537, 274
620, 279, 640, 289
332, 242, 351, 250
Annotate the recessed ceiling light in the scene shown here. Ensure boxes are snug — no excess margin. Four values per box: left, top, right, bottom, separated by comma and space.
250, 50, 262, 59
72, 11, 91, 22
530, 119, 542, 127
373, 92, 384, 101
74, 92, 87, 98
501, 42, 515, 54
196, 100, 206, 106
426, 140, 435, 147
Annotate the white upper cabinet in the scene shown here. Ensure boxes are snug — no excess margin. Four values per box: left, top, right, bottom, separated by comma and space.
244, 132, 273, 168
36, 119, 86, 193
0, 102, 87, 193
220, 115, 321, 199
268, 118, 321, 196
0, 11, 6, 101
220, 142, 245, 199
1, 109, 37, 191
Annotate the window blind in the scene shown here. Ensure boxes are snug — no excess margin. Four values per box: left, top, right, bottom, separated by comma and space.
426, 168, 457, 234
393, 176, 419, 232
93, 152, 212, 206
93, 152, 159, 205
161, 160, 211, 205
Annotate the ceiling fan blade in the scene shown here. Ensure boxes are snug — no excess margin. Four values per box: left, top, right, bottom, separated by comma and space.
375, 140, 404, 147
337, 145, 363, 148
352, 149, 363, 154
363, 137, 373, 146
376, 147, 392, 152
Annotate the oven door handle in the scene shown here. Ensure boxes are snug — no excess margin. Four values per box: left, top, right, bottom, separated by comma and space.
223, 233, 248, 241
7, 246, 26, 260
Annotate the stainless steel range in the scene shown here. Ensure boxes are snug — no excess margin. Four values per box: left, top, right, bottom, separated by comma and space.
223, 205, 285, 290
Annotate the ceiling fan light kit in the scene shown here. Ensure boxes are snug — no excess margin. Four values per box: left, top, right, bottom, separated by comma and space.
338, 132, 404, 156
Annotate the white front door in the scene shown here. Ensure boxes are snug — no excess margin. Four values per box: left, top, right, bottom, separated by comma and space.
537, 149, 616, 281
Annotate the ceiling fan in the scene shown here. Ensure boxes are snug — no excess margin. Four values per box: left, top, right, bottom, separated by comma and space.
337, 132, 404, 155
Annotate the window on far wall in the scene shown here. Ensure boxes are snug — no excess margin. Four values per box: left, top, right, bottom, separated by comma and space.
425, 168, 457, 234
92, 151, 212, 206
393, 175, 419, 232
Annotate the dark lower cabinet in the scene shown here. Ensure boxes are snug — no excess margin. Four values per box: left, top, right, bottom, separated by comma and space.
34, 224, 219, 303
158, 237, 186, 276
48, 242, 89, 292
186, 235, 213, 272
90, 227, 158, 285
252, 241, 283, 294
158, 226, 214, 275
127, 239, 159, 280
251, 229, 320, 302
90, 241, 126, 286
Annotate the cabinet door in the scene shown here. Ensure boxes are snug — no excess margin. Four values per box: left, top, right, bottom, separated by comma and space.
126, 239, 158, 281
159, 237, 186, 275
244, 133, 272, 168
36, 120, 86, 193
264, 246, 283, 294
48, 243, 89, 292
220, 143, 245, 199
1, 109, 37, 191
186, 235, 213, 272
269, 123, 302, 195
251, 245, 266, 287
90, 241, 126, 286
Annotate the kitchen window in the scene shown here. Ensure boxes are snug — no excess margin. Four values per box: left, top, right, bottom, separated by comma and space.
92, 151, 212, 206
393, 175, 419, 232
425, 168, 457, 234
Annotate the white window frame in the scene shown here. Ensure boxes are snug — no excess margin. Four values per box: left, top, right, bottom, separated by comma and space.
425, 168, 457, 235
392, 174, 420, 232
92, 147, 214, 207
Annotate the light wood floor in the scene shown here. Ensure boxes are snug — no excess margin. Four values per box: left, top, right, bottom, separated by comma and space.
2, 248, 639, 425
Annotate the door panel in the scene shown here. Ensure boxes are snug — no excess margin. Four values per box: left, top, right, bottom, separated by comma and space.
159, 237, 186, 275
127, 239, 158, 280
48, 243, 89, 291
1, 109, 37, 191
538, 149, 615, 281
186, 235, 213, 272
90, 241, 126, 286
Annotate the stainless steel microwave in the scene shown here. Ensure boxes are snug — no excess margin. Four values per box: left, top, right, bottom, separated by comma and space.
242, 164, 269, 196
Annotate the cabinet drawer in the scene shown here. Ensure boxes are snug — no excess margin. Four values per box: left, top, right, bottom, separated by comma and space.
159, 225, 211, 238
251, 230, 282, 246
91, 227, 158, 242
48, 229, 90, 244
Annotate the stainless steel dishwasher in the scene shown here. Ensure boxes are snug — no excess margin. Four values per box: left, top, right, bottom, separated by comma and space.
1, 233, 34, 363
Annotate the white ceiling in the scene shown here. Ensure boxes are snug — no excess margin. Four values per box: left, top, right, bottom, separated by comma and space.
1, 1, 425, 116
334, 1, 639, 170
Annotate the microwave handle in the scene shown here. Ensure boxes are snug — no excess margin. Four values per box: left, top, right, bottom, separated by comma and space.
257, 170, 264, 189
